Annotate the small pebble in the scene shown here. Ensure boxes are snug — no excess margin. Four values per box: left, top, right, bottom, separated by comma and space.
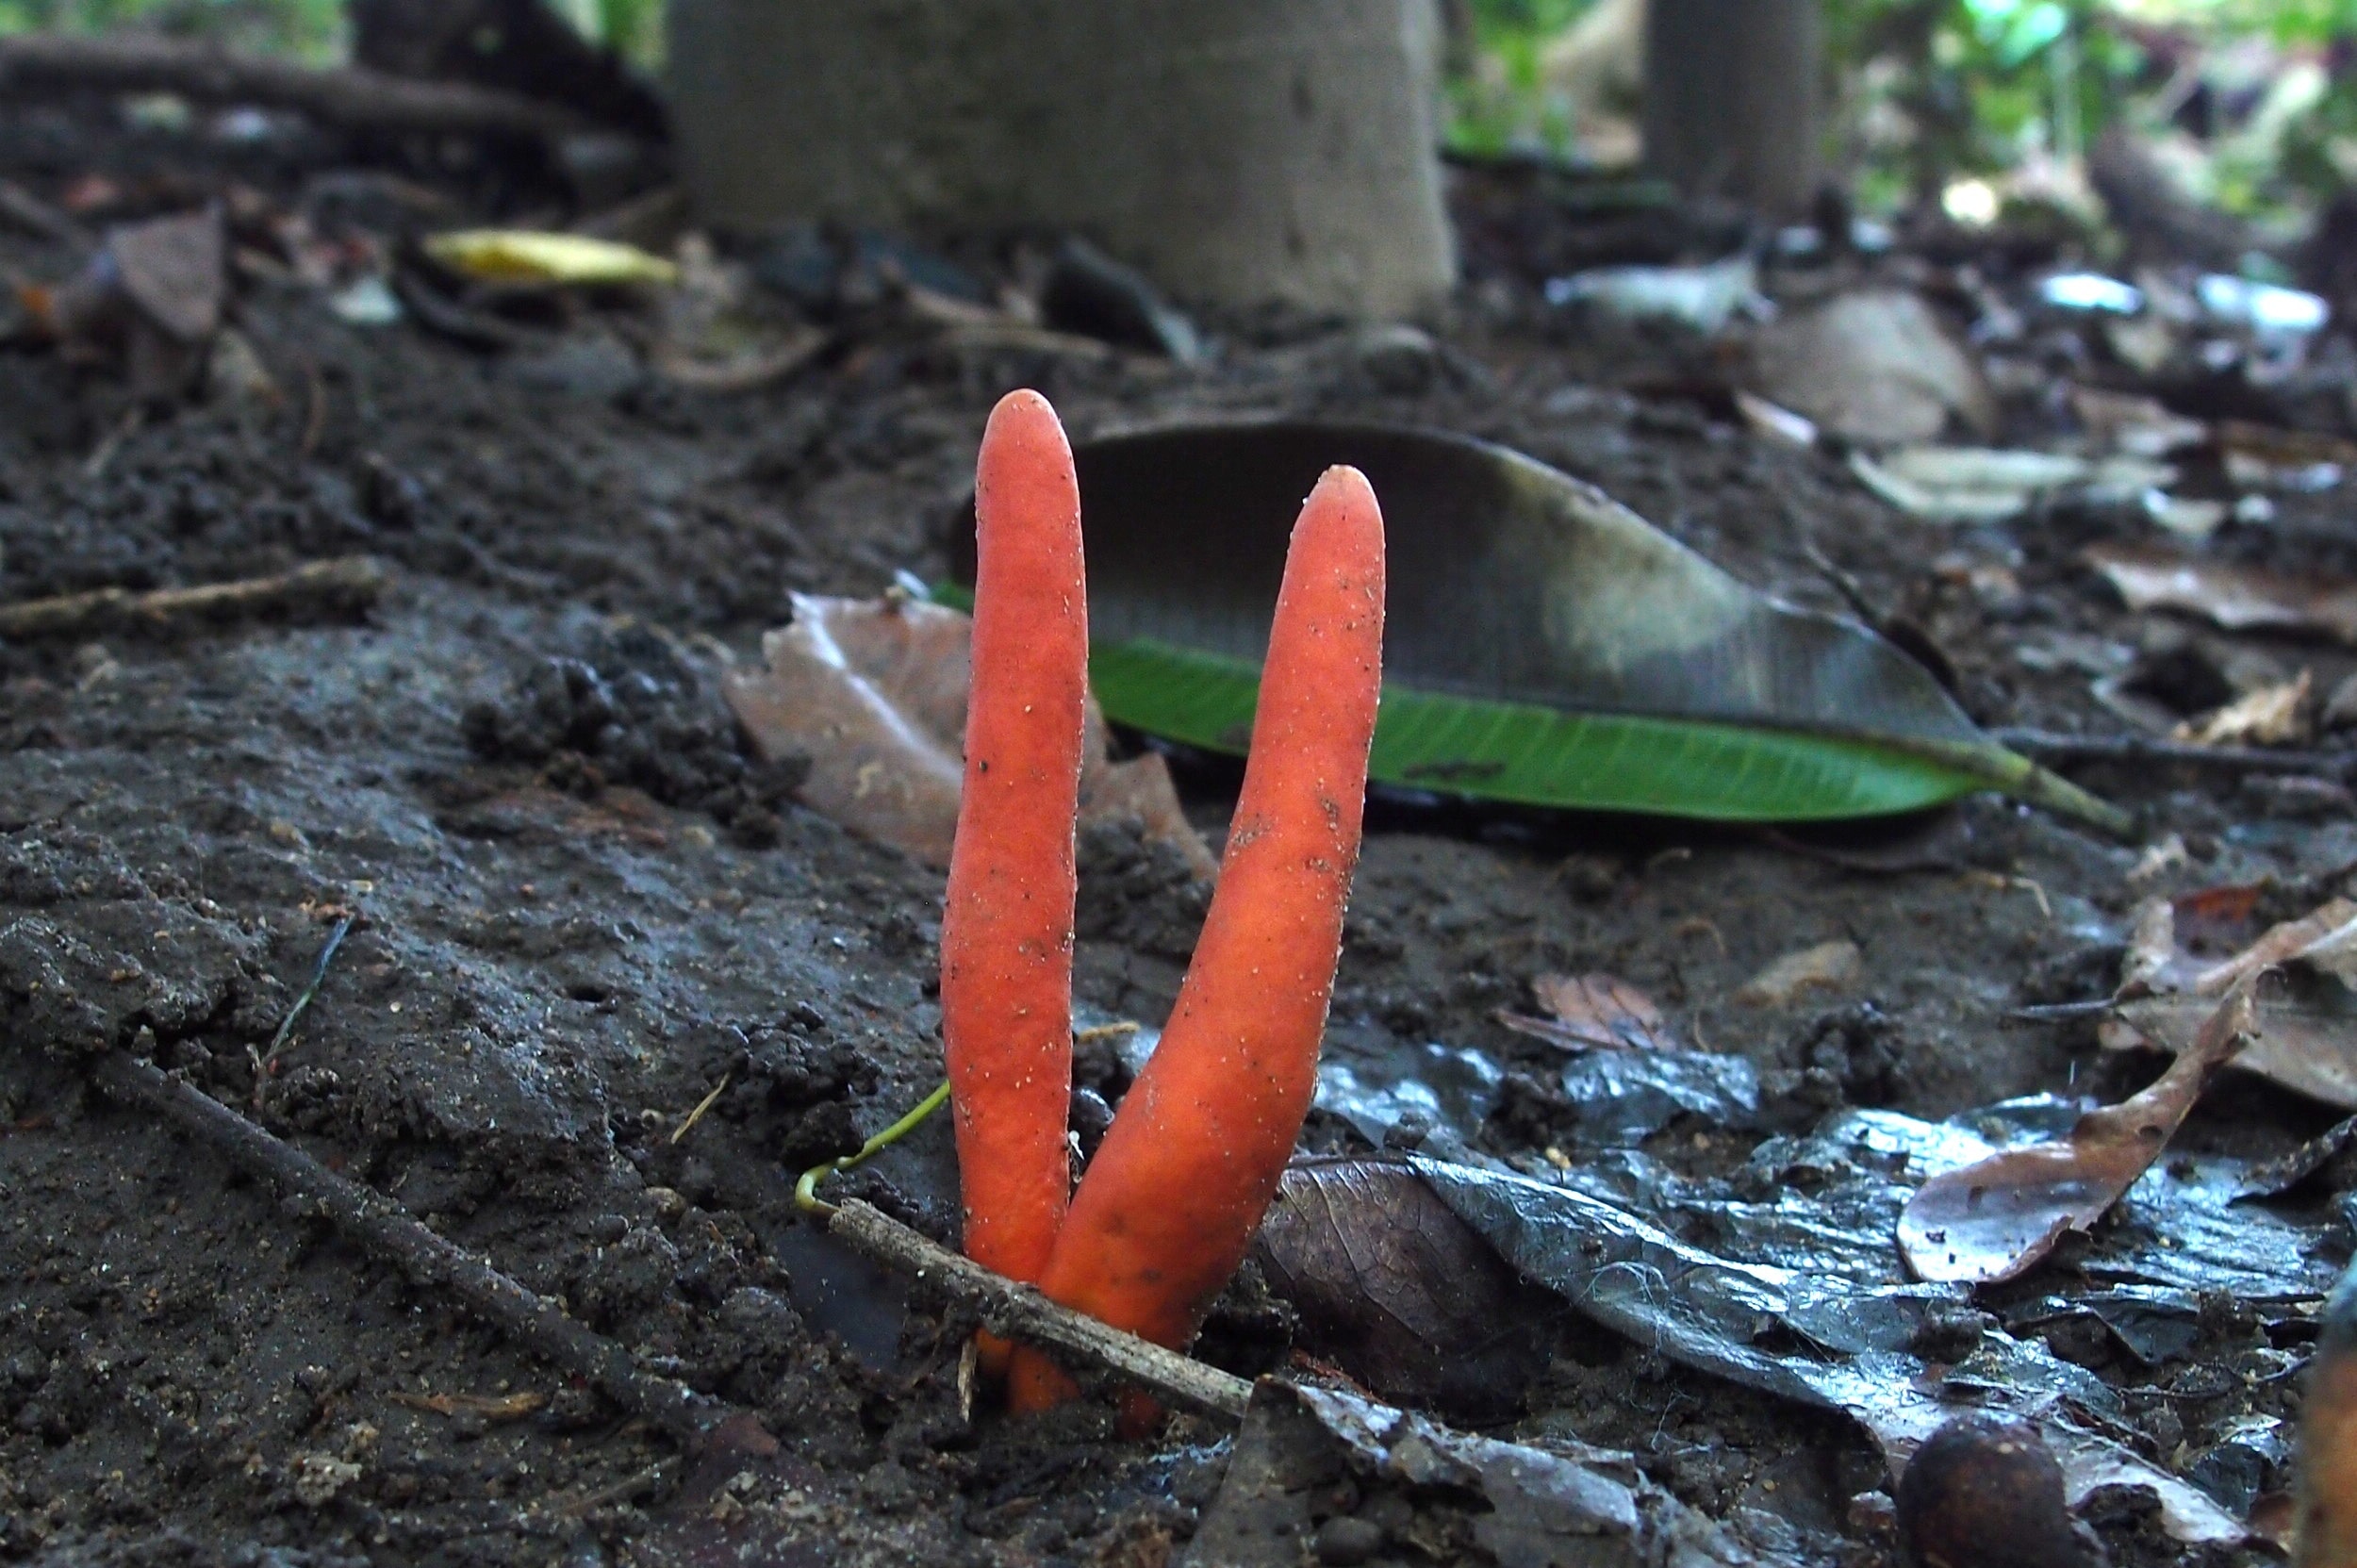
1896, 1416, 2081, 1568
1313, 1513, 1385, 1567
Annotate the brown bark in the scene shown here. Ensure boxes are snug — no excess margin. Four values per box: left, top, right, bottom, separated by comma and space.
665, 0, 1455, 317
1641, 0, 1823, 218
350, 0, 668, 140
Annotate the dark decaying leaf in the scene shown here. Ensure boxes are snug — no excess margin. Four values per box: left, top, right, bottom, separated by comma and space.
1495, 972, 1677, 1052
1899, 985, 2256, 1286
943, 421, 2124, 831
1249, 1159, 1558, 1424
723, 592, 1214, 875
1410, 1155, 2250, 1545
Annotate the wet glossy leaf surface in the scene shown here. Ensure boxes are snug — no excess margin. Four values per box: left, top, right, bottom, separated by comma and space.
1899, 988, 2255, 1286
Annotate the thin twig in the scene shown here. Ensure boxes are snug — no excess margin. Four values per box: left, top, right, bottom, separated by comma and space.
0, 33, 590, 140
89, 1052, 761, 1453
1995, 728, 2347, 776
0, 556, 387, 642
669, 1072, 730, 1145
82, 405, 141, 480
826, 1198, 1254, 1422
0, 177, 93, 253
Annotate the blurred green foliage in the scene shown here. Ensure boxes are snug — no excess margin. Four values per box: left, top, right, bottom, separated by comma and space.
0, 0, 2343, 223
0, 0, 341, 58
1444, 0, 1600, 157
1452, 0, 2353, 223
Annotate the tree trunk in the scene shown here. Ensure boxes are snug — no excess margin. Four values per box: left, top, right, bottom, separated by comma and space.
664, 0, 1456, 318
350, 0, 668, 140
1642, 0, 1821, 218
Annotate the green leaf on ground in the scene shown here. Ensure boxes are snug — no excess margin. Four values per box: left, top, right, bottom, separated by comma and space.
940, 420, 2126, 834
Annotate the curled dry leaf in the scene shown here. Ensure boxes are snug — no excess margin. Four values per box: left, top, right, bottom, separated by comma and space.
1850, 446, 2172, 526
1749, 289, 1996, 446
1248, 1160, 1558, 1425
2085, 542, 2357, 645
1495, 972, 1677, 1052
2171, 670, 2313, 748
723, 593, 1215, 876
1900, 984, 2256, 1285
2106, 893, 2357, 1110
1734, 939, 1863, 1008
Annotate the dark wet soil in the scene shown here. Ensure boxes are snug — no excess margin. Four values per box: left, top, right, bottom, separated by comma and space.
1, 101, 2349, 1568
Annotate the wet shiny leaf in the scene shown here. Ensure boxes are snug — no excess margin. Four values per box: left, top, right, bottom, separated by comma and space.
1900, 987, 2255, 1286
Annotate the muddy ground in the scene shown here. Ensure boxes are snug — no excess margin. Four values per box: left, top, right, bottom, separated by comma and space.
1, 102, 2350, 1567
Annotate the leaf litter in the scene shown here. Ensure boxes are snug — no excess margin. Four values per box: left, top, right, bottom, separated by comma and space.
723, 590, 1214, 876
1495, 972, 1679, 1052
2105, 889, 2357, 1110
1898, 984, 2256, 1286
1251, 949, 2345, 1550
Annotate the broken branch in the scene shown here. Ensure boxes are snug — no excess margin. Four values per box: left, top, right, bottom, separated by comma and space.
0, 556, 387, 642
90, 1052, 755, 1451
1995, 727, 2347, 777
824, 1198, 1254, 1422
0, 33, 590, 140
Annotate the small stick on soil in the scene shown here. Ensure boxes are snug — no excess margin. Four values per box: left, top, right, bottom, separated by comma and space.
1995, 728, 2347, 777
824, 1198, 1253, 1422
0, 556, 388, 642
669, 1071, 730, 1145
0, 176, 93, 252
0, 33, 590, 140
89, 1052, 758, 1452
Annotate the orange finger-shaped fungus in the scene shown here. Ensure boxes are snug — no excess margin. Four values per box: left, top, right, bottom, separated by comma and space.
941, 389, 1088, 1372
1009, 464, 1386, 1413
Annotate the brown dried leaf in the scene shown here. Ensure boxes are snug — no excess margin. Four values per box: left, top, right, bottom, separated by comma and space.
2108, 997, 2357, 1111
2107, 895, 2357, 1110
1751, 289, 1996, 446
1249, 1160, 1558, 1424
1901, 986, 2255, 1285
2085, 541, 2357, 644
2069, 386, 2206, 458
1496, 972, 1676, 1052
723, 592, 1214, 875
2192, 897, 2357, 996
2171, 670, 2313, 748
109, 207, 223, 344
2215, 419, 2357, 492
1734, 940, 1863, 1008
